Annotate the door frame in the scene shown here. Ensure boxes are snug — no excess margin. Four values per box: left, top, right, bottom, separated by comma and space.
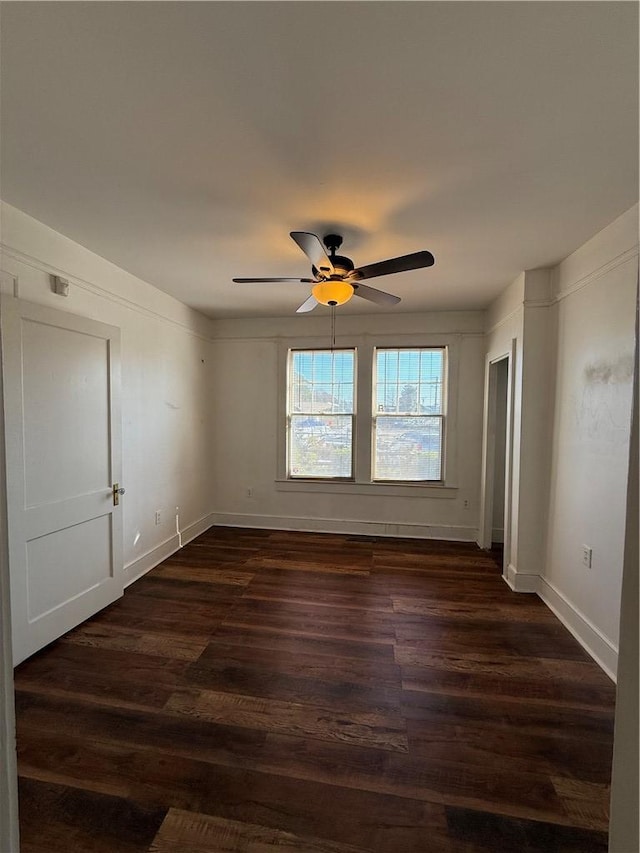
478, 341, 516, 577
0, 303, 19, 852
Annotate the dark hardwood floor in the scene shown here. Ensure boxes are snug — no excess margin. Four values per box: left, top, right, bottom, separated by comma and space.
14, 527, 617, 852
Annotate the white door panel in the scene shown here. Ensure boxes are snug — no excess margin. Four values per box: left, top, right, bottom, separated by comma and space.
26, 513, 112, 620
22, 319, 111, 506
1, 297, 123, 665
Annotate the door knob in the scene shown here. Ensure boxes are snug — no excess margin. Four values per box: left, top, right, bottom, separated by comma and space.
112, 483, 126, 506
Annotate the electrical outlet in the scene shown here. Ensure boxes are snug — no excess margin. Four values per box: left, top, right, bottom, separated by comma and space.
246, 487, 253, 498
463, 499, 469, 508
155, 510, 162, 525
582, 545, 592, 568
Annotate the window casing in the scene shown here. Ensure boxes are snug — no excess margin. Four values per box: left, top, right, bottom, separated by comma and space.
373, 347, 446, 482
287, 349, 355, 479
284, 344, 448, 486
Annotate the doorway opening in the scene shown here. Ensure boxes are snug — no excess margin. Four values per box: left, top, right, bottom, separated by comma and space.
491, 358, 509, 550
479, 348, 514, 577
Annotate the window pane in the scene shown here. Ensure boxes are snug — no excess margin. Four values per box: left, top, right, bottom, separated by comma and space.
290, 415, 353, 478
375, 348, 443, 414
288, 349, 355, 478
290, 350, 355, 415
336, 382, 354, 411
312, 383, 333, 412
398, 350, 420, 382
374, 416, 443, 481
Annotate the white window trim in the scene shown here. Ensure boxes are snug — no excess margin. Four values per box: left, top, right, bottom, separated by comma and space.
277, 333, 460, 497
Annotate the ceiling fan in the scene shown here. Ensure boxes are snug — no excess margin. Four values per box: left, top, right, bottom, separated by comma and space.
233, 232, 435, 313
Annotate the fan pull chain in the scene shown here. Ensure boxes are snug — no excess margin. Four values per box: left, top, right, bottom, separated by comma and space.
331, 304, 336, 350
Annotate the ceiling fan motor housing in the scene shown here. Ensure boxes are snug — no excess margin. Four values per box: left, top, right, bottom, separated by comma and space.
313, 235, 355, 280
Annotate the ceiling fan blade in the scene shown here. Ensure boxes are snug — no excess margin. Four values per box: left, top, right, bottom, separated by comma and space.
296, 294, 319, 313
290, 232, 335, 277
349, 250, 435, 282
353, 282, 401, 306
233, 277, 315, 283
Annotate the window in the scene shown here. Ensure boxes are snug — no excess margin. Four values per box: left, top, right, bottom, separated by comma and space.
373, 348, 445, 481
287, 349, 355, 479
285, 345, 447, 485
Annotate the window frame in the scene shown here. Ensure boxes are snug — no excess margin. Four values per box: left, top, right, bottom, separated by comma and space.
276, 335, 459, 498
372, 346, 447, 484
286, 347, 357, 481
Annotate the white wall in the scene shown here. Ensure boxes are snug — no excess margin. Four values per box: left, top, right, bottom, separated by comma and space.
541, 207, 638, 677
483, 274, 524, 577
608, 297, 638, 853
209, 311, 486, 540
517, 270, 556, 582
0, 203, 218, 582
481, 205, 638, 677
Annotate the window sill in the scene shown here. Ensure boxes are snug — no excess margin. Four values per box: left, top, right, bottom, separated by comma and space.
275, 479, 458, 499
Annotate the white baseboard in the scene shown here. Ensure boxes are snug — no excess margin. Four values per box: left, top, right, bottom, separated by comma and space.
123, 512, 217, 588
537, 576, 618, 681
181, 512, 217, 546
123, 534, 180, 587
208, 512, 477, 542
503, 565, 618, 680
504, 563, 539, 593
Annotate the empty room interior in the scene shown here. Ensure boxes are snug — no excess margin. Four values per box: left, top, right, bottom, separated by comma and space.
0, 3, 638, 853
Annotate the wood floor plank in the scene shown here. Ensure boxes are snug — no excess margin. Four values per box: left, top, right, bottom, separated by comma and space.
400, 664, 616, 710
406, 717, 614, 783
395, 645, 600, 676
165, 542, 261, 565
60, 622, 209, 662
224, 599, 396, 644
165, 688, 409, 752
196, 640, 403, 690
18, 777, 166, 853
231, 597, 397, 627
392, 595, 556, 622
243, 556, 371, 576
87, 595, 238, 639
211, 624, 397, 663
124, 581, 245, 607
551, 777, 611, 831
151, 564, 255, 586
15, 690, 268, 764
14, 527, 616, 852
445, 804, 609, 852
186, 657, 402, 714
244, 584, 394, 612
401, 688, 615, 742
14, 643, 190, 710
149, 808, 372, 853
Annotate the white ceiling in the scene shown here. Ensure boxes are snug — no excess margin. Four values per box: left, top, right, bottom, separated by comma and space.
1, 2, 638, 319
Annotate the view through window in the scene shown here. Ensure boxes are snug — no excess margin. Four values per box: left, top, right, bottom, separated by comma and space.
374, 348, 445, 481
288, 349, 355, 479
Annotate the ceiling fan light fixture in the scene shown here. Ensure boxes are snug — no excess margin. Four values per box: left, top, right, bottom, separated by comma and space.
234, 231, 434, 312
312, 279, 354, 307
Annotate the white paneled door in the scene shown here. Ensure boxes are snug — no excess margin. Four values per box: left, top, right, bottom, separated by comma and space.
1, 297, 124, 665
